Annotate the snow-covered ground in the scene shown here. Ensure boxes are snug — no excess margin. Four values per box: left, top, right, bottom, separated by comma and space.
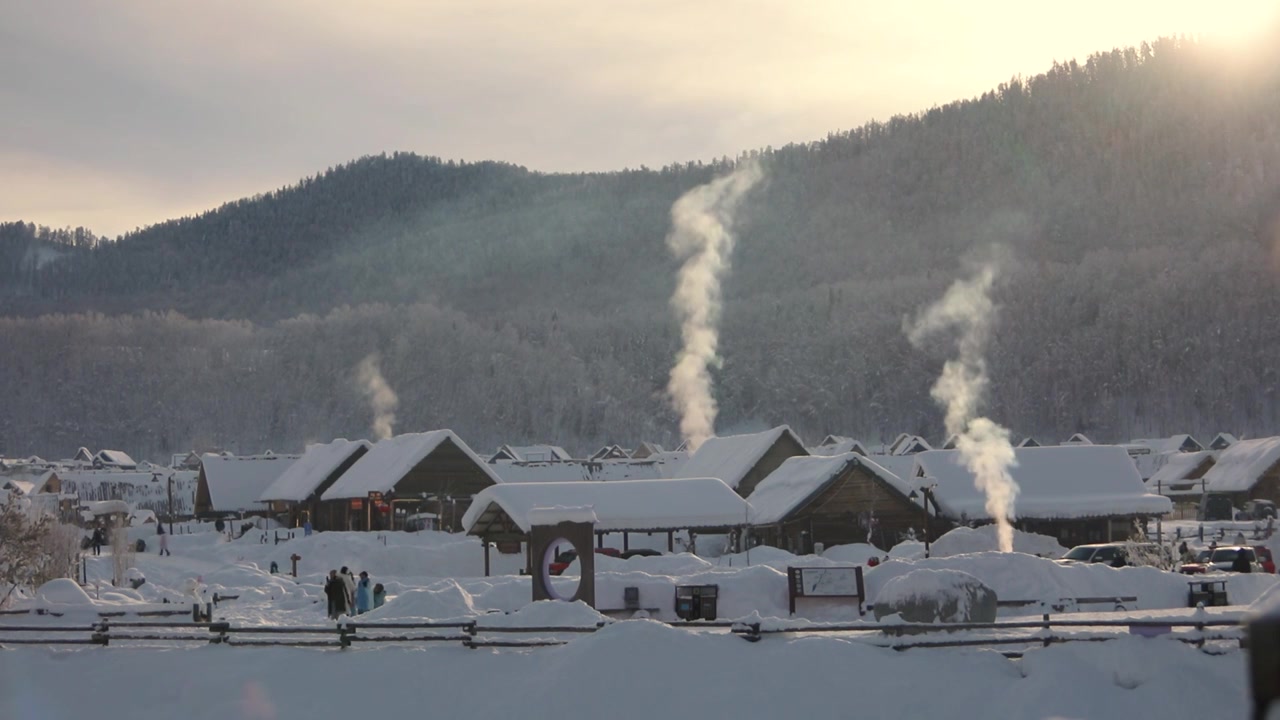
1, 526, 1273, 719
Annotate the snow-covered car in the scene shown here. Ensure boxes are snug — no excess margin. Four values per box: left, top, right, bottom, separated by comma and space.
1057, 543, 1170, 569
1236, 500, 1277, 521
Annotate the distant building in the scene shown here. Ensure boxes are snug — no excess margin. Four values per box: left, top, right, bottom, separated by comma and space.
258, 439, 371, 530
320, 430, 500, 531
195, 452, 300, 517
1202, 437, 1280, 506
675, 425, 808, 498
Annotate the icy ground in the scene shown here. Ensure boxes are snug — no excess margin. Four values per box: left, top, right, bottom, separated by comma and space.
1, 524, 1273, 719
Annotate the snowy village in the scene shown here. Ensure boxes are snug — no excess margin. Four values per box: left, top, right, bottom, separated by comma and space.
4, 424, 1280, 717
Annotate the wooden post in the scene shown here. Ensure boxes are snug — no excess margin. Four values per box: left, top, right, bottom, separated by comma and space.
483, 539, 491, 577
1042, 613, 1051, 647
623, 532, 629, 552
597, 532, 604, 549
667, 531, 674, 553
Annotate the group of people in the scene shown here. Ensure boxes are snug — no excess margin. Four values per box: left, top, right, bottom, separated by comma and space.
324, 566, 385, 618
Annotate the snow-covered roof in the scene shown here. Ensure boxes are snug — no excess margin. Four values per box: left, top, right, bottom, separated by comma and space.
461, 478, 751, 535
915, 446, 1171, 520
1062, 433, 1093, 445
321, 430, 500, 500
888, 434, 932, 456
808, 437, 869, 457
589, 444, 631, 461
1, 479, 35, 495
1147, 451, 1215, 491
95, 449, 137, 469
73, 447, 93, 463
493, 457, 682, 484
1209, 433, 1239, 451
865, 454, 921, 485
1017, 437, 1041, 448
1126, 434, 1203, 455
1203, 437, 1280, 493
747, 453, 901, 525
82, 499, 130, 516
200, 453, 300, 512
489, 444, 572, 463
258, 439, 372, 502
674, 425, 805, 489
630, 442, 666, 459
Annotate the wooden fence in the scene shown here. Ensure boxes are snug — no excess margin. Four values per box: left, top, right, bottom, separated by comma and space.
0, 613, 1243, 656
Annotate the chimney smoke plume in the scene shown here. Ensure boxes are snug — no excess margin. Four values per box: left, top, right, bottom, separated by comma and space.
356, 354, 399, 441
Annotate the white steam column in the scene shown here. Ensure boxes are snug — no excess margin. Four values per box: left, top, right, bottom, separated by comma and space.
907, 262, 1020, 552
356, 353, 399, 441
666, 162, 763, 452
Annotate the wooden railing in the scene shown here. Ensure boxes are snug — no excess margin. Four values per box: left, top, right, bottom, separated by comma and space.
0, 613, 1243, 656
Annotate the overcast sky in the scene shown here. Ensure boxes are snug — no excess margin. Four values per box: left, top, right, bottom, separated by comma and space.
2, 1, 1276, 237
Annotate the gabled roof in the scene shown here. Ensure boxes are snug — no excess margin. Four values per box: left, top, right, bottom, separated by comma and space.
1204, 437, 1280, 493
1017, 437, 1042, 448
1147, 451, 1215, 494
1209, 433, 1240, 451
96, 449, 137, 469
461, 478, 750, 536
808, 437, 869, 457
747, 453, 901, 525
1126, 434, 1204, 455
674, 425, 806, 490
1062, 433, 1093, 445
258, 439, 372, 502
321, 430, 500, 500
915, 446, 1171, 520
630, 442, 666, 459
889, 434, 932, 455
200, 453, 300, 512
73, 447, 93, 463
589, 444, 631, 461
489, 444, 572, 463
493, 455, 685, 484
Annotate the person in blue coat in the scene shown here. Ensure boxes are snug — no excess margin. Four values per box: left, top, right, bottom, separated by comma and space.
355, 571, 373, 614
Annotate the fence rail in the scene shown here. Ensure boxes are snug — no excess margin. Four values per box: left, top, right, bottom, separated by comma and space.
0, 612, 1247, 656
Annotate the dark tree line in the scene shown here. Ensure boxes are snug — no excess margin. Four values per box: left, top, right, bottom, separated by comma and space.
2, 36, 1280, 460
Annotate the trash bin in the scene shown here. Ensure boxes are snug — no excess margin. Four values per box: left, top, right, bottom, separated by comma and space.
674, 584, 719, 621
624, 586, 640, 611
1188, 580, 1229, 608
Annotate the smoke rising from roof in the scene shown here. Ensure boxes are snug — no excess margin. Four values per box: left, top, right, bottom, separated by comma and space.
356, 354, 398, 442
908, 259, 1020, 552
666, 162, 763, 452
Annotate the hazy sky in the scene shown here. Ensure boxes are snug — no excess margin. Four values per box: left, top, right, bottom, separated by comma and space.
2, 1, 1276, 236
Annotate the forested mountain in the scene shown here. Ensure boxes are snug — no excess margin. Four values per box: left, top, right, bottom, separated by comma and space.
3, 36, 1280, 462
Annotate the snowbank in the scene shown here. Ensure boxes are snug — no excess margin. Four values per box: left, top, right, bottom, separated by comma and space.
477, 600, 606, 628
818, 543, 883, 565
929, 525, 1067, 558
874, 568, 994, 622
0, 620, 1251, 720
35, 578, 93, 607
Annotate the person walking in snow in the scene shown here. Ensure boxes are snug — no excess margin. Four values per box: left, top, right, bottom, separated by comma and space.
355, 571, 373, 614
324, 570, 345, 619
373, 583, 386, 609
91, 526, 104, 556
157, 524, 171, 556
340, 566, 357, 615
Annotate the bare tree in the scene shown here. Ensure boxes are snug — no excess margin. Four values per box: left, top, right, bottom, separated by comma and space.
0, 497, 80, 607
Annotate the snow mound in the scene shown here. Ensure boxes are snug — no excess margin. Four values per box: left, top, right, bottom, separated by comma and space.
874, 568, 995, 622
359, 579, 481, 621
478, 600, 606, 628
888, 540, 926, 560
819, 543, 883, 565
930, 525, 1068, 558
36, 578, 93, 607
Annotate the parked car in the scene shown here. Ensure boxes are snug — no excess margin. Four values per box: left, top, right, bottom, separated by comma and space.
548, 547, 621, 576
1180, 546, 1266, 574
1057, 542, 1171, 569
1236, 499, 1277, 521
1198, 492, 1237, 521
619, 548, 662, 560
